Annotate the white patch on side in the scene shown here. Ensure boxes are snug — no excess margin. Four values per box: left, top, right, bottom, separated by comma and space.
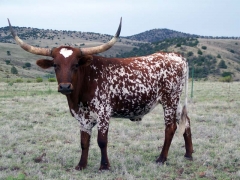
71, 109, 93, 135
60, 48, 73, 58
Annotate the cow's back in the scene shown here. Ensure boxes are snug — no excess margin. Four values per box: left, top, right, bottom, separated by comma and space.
89, 52, 187, 120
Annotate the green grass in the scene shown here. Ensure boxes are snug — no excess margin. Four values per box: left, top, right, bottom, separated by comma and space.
0, 82, 58, 98
0, 82, 239, 179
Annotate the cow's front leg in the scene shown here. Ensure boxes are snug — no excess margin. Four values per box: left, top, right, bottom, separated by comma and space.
75, 130, 91, 170
98, 128, 110, 170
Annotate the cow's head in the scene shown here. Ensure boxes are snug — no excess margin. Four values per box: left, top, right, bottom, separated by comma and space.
36, 47, 94, 95
8, 18, 122, 95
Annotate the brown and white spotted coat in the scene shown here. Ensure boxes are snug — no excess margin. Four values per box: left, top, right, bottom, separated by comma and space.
71, 52, 187, 135
8, 18, 193, 171
38, 47, 193, 170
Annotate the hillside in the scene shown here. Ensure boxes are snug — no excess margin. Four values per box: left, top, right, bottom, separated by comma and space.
0, 26, 144, 81
125, 28, 239, 43
0, 26, 240, 82
0, 26, 143, 57
125, 28, 199, 42
117, 37, 240, 81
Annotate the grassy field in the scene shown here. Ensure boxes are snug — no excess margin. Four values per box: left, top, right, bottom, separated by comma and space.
0, 81, 239, 179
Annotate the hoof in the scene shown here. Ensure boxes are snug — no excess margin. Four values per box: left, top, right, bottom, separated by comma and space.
184, 155, 193, 161
130, 118, 142, 121
99, 163, 110, 171
75, 165, 86, 171
156, 157, 167, 165
156, 161, 165, 166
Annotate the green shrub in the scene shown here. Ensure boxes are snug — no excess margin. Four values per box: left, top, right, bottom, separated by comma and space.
220, 76, 232, 82
15, 79, 23, 83
5, 60, 11, 65
48, 78, 56, 82
25, 62, 31, 68
198, 49, 203, 55
222, 72, 233, 77
201, 46, 207, 50
218, 60, 227, 69
36, 77, 43, 83
187, 51, 193, 57
217, 54, 221, 58
175, 43, 181, 47
11, 66, 18, 74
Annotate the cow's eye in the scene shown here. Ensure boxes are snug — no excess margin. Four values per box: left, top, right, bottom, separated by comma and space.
53, 64, 59, 70
71, 64, 79, 71
73, 64, 79, 69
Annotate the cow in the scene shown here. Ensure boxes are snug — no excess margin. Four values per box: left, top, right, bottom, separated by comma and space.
8, 18, 193, 170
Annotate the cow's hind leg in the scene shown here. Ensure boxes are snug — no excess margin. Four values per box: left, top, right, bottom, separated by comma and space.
156, 106, 177, 164
75, 131, 91, 170
98, 128, 110, 170
156, 122, 177, 164
181, 106, 193, 160
184, 126, 193, 160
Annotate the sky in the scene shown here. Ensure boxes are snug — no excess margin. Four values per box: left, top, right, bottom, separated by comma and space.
0, 0, 240, 37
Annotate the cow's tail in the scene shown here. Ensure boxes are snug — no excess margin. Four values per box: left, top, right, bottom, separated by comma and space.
178, 62, 189, 135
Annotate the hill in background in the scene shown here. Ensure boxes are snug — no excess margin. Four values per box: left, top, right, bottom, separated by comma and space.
125, 28, 199, 42
0, 26, 239, 82
117, 37, 240, 81
125, 28, 238, 42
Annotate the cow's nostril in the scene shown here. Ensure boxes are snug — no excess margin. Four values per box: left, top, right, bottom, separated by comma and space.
60, 84, 71, 89
58, 83, 73, 95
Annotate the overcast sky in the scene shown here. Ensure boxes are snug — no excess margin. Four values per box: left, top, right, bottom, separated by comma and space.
0, 0, 239, 37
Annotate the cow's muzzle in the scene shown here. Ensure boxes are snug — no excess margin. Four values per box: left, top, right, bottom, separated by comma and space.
58, 83, 73, 95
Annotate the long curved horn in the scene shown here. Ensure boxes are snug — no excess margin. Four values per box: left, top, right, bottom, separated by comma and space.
7, 19, 52, 56
80, 17, 122, 55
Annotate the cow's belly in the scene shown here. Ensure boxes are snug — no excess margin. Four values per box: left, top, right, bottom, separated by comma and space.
111, 99, 158, 120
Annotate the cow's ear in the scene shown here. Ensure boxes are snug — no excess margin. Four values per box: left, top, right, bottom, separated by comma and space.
36, 59, 54, 69
79, 55, 93, 67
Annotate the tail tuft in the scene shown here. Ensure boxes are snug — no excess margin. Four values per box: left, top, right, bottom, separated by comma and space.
178, 105, 189, 135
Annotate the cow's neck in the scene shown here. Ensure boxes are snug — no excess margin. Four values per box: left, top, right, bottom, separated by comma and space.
66, 66, 87, 112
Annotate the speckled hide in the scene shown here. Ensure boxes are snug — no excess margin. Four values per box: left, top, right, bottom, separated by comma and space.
36, 47, 193, 170
71, 52, 188, 135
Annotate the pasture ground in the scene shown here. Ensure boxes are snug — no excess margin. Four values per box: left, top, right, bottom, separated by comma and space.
0, 81, 239, 179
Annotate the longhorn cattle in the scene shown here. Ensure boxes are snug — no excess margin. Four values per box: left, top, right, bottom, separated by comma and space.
8, 18, 193, 170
